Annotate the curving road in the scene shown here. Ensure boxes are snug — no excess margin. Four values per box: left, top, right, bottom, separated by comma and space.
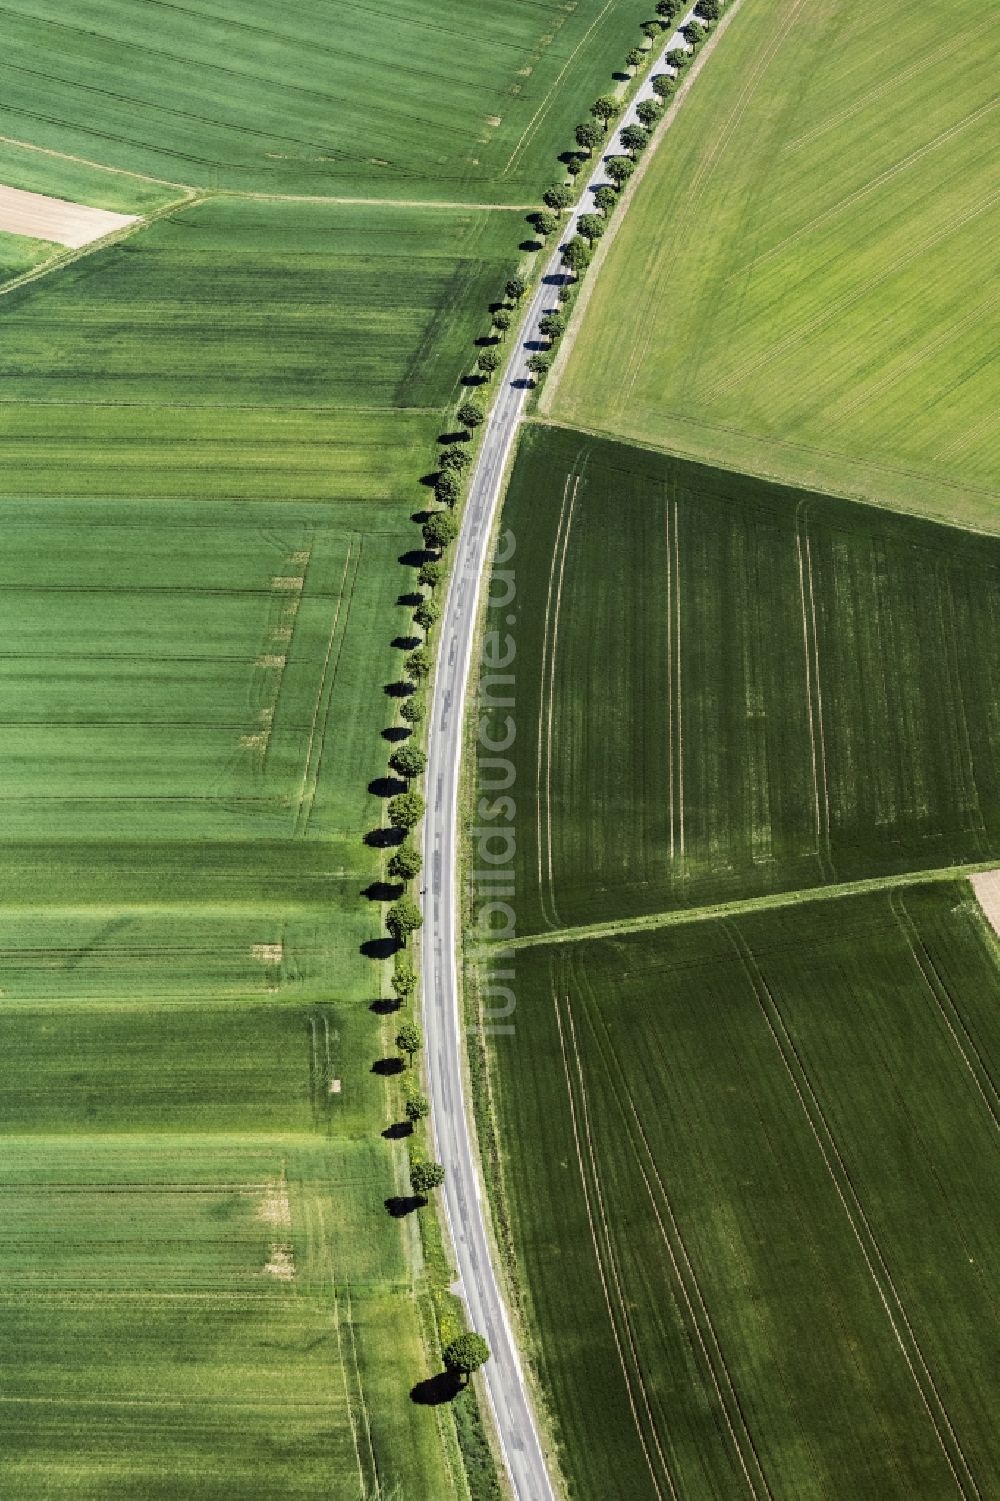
420, 11, 700, 1499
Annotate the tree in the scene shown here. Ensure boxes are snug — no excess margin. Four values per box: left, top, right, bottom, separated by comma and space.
527, 353, 552, 381
439, 445, 471, 474
625, 47, 644, 71
577, 213, 605, 244
593, 184, 618, 214
605, 155, 635, 187
396, 1019, 423, 1066
492, 307, 513, 338
539, 311, 566, 340
424, 510, 459, 552
387, 896, 423, 945
456, 398, 485, 432
640, 19, 661, 42
410, 1159, 445, 1195
656, 0, 680, 17
651, 73, 675, 99
665, 47, 688, 70
392, 744, 427, 780
636, 98, 661, 128
681, 20, 704, 46
565, 156, 583, 178
533, 210, 559, 242
478, 347, 500, 378
435, 471, 460, 508
697, 0, 720, 19
391, 955, 416, 1002
418, 560, 442, 590
405, 1091, 430, 1125
621, 124, 650, 156
574, 120, 602, 157
388, 790, 425, 831
413, 597, 439, 633
561, 235, 592, 274
590, 95, 619, 127
388, 840, 422, 882
405, 646, 432, 683
400, 696, 425, 726
543, 183, 574, 212
504, 275, 527, 304
443, 1332, 491, 1384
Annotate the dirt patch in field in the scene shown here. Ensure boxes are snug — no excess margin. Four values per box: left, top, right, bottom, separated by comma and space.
264, 1244, 295, 1280
970, 871, 1000, 937
252, 942, 283, 965
0, 182, 139, 248
258, 1180, 291, 1230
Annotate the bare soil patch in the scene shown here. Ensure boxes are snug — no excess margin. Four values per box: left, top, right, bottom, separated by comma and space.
0, 182, 138, 248
970, 870, 1000, 937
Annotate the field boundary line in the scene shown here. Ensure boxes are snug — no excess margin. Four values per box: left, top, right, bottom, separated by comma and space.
292, 538, 358, 836
535, 475, 577, 929
552, 981, 678, 1499
665, 501, 675, 861
576, 965, 772, 1499
889, 890, 999, 1129
231, 192, 538, 211
501, 0, 618, 177
0, 132, 193, 191
542, 475, 579, 928
794, 519, 833, 876
501, 861, 1000, 952
726, 924, 982, 1499
672, 498, 685, 865
315, 1197, 369, 1501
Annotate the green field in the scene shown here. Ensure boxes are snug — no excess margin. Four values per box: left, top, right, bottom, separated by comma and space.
0, 228, 58, 284
546, 0, 1000, 528
480, 425, 1000, 935
0, 0, 650, 203
0, 192, 523, 1493
482, 881, 1000, 1498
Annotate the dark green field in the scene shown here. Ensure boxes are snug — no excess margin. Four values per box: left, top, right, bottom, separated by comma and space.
0, 0, 650, 202
484, 882, 1000, 1499
480, 424, 1000, 936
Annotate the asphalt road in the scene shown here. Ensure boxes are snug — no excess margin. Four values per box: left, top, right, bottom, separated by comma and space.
420, 12, 698, 1499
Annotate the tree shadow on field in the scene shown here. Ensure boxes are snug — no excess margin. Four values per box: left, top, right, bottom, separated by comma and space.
385, 680, 414, 699
369, 775, 406, 799
391, 634, 420, 652
519, 238, 542, 253
370, 997, 401, 1016
386, 1193, 426, 1218
362, 936, 398, 961
399, 547, 431, 569
372, 1056, 405, 1077
362, 879, 402, 903
410, 1370, 463, 1405
382, 724, 410, 744
364, 826, 406, 849
382, 1120, 413, 1141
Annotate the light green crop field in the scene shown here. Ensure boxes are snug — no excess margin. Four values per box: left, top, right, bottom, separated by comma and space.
0, 229, 59, 284
0, 193, 524, 1493
480, 425, 1000, 935
0, 0, 650, 203
483, 881, 1000, 1499
547, 0, 1000, 528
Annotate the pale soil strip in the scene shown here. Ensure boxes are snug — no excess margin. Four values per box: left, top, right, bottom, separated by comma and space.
709, 188, 1000, 399
293, 540, 355, 837
673, 499, 685, 864
890, 890, 999, 1129
581, 991, 771, 1498
795, 525, 825, 851
665, 504, 675, 861
970, 870, 1000, 942
543, 477, 580, 927
728, 98, 1000, 285
536, 477, 573, 929
503, 860, 1000, 953
237, 192, 539, 210
552, 988, 677, 1500
0, 181, 138, 247
730, 927, 982, 1500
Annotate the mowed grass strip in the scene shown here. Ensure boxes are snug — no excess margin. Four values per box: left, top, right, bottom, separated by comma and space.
0, 1135, 443, 1498
485, 881, 1000, 1499
0, 0, 650, 200
0, 228, 59, 284
547, 0, 1000, 527
482, 425, 1000, 933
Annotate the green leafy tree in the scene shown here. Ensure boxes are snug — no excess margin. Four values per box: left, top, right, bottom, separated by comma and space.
413, 597, 440, 633
590, 95, 619, 127
456, 398, 484, 431
424, 510, 459, 552
400, 696, 425, 726
439, 445, 471, 473
543, 183, 574, 212
492, 307, 513, 338
504, 275, 527, 304
533, 209, 559, 240
418, 561, 442, 590
443, 1332, 491, 1383
387, 789, 425, 830
593, 185, 618, 214
656, 0, 680, 18
388, 840, 422, 882
665, 47, 688, 70
396, 1019, 423, 1066
621, 124, 650, 156
405, 1091, 430, 1125
577, 213, 605, 244
386, 896, 423, 945
697, 0, 720, 19
641, 19, 661, 42
651, 73, 675, 99
681, 21, 704, 46
636, 98, 661, 128
539, 311, 566, 340
410, 1159, 445, 1194
561, 235, 592, 274
605, 155, 635, 187
625, 47, 644, 71
392, 744, 427, 780
565, 157, 583, 179
527, 353, 552, 381
435, 471, 460, 508
391, 955, 417, 1002
405, 646, 432, 683
574, 120, 602, 156
478, 347, 501, 378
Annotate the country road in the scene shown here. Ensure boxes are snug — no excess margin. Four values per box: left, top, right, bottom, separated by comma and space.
419, 10, 701, 1499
